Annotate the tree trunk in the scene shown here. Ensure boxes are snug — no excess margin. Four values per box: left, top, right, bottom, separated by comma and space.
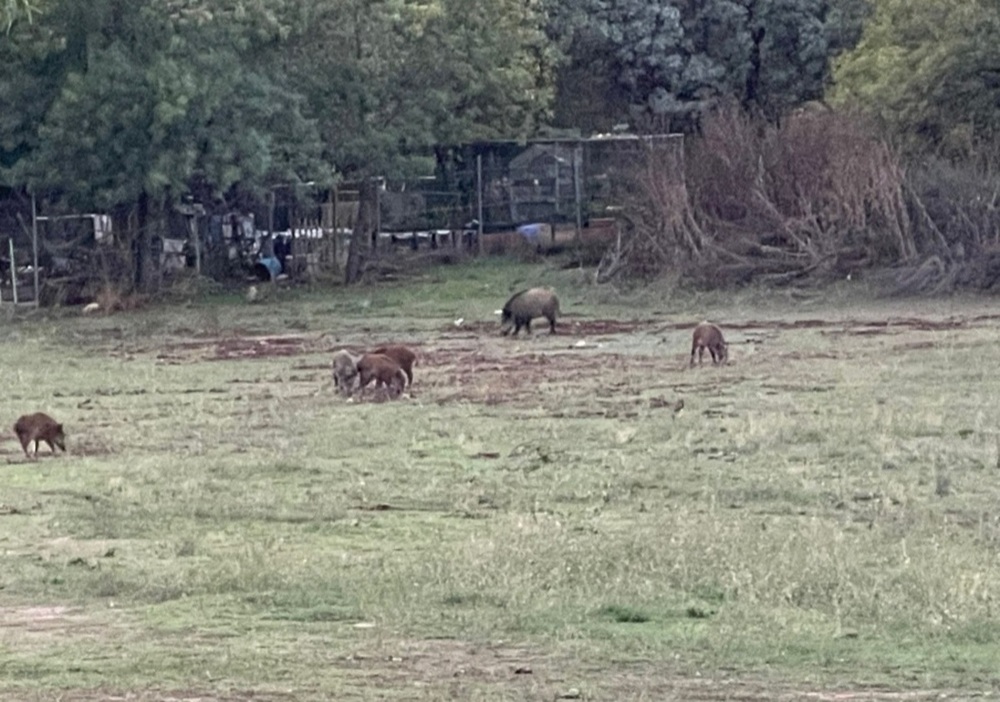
344, 178, 377, 285
744, 0, 765, 114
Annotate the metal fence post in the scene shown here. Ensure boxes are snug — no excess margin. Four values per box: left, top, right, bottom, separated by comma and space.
476, 154, 484, 256
9, 239, 19, 304
31, 192, 39, 307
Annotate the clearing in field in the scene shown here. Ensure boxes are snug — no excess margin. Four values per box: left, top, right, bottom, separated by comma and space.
2, 260, 1000, 701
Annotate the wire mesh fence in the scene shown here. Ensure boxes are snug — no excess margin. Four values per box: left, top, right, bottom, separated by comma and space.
0, 134, 682, 298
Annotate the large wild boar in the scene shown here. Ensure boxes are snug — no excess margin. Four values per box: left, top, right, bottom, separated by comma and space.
356, 353, 407, 399
499, 287, 560, 336
14, 412, 66, 459
371, 344, 416, 387
331, 349, 360, 395
690, 322, 728, 367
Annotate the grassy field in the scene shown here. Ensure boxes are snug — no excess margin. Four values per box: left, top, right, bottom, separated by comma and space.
2, 258, 1000, 701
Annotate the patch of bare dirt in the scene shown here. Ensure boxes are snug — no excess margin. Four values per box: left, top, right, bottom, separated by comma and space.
0, 605, 83, 628
88, 309, 992, 417
319, 640, 970, 702
773, 350, 846, 361
889, 341, 938, 353
566, 318, 658, 335
210, 335, 312, 361
0, 682, 968, 702
0, 630, 978, 701
0, 683, 968, 702
659, 314, 1000, 334
4, 452, 67, 464
0, 690, 297, 702
0, 604, 106, 643
150, 333, 322, 362
821, 326, 902, 337
152, 336, 430, 364
792, 315, 1000, 332
449, 318, 656, 337
405, 309, 990, 411
421, 349, 671, 409
68, 439, 115, 457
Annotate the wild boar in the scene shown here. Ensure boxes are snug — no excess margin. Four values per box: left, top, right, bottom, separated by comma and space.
331, 349, 361, 396
370, 344, 416, 388
356, 353, 407, 399
499, 287, 560, 336
14, 412, 66, 459
690, 322, 728, 367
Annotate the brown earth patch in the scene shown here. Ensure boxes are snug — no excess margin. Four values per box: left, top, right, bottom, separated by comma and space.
0, 680, 966, 702
565, 318, 658, 335
0, 683, 965, 702
890, 341, 938, 352
5, 452, 66, 464
0, 594, 977, 702
0, 605, 85, 628
450, 318, 656, 337
661, 314, 1000, 333
821, 327, 903, 337
81, 311, 991, 416
0, 690, 297, 702
309, 639, 966, 702
412, 312, 978, 411
210, 335, 311, 361
70, 438, 115, 457
153, 337, 429, 364
422, 350, 680, 409
150, 333, 321, 361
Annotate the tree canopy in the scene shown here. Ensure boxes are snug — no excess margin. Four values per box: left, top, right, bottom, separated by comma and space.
2, 0, 327, 209
544, 0, 836, 132
832, 0, 1000, 156
1, 0, 555, 212
284, 0, 555, 179
8, 0, 979, 220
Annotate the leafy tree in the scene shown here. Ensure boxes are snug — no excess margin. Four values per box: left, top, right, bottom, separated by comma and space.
286, 0, 555, 180
281, 0, 556, 282
747, 0, 830, 117
1, 0, 327, 287
832, 0, 1000, 155
825, 0, 872, 57
18, 2, 325, 203
544, 0, 834, 130
1, 0, 558, 288
0, 11, 61, 169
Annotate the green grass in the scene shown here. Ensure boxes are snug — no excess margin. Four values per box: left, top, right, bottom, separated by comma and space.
2, 258, 1000, 699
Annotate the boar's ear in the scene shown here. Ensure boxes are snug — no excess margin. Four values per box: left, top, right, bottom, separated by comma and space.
56, 423, 64, 431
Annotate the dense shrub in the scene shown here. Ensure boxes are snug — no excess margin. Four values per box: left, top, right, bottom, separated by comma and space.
608, 103, 1000, 292
607, 104, 915, 286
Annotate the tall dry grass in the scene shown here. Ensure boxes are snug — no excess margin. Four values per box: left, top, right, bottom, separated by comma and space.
615, 104, 917, 286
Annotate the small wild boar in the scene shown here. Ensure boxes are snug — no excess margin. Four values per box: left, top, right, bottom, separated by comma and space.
690, 322, 728, 367
356, 353, 407, 398
500, 287, 560, 336
371, 344, 416, 387
331, 349, 361, 396
13, 412, 66, 458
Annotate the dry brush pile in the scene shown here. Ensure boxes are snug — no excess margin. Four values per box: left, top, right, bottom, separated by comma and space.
603, 103, 1000, 292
